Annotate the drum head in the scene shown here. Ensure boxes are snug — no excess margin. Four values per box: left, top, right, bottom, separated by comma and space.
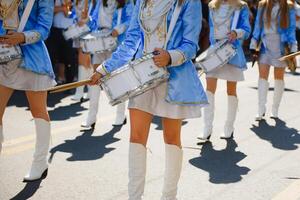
196, 40, 227, 62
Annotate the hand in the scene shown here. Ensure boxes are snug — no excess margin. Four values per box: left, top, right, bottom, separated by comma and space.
111, 29, 119, 38
227, 31, 237, 43
0, 31, 25, 46
89, 72, 103, 85
153, 48, 171, 67
251, 49, 259, 60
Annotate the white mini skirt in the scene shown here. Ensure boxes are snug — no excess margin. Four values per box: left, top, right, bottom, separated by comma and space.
206, 64, 245, 82
0, 59, 56, 91
128, 82, 202, 120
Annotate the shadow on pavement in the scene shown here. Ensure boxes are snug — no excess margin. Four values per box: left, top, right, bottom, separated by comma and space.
189, 140, 250, 184
10, 180, 42, 200
48, 101, 87, 121
49, 126, 122, 162
151, 116, 188, 130
7, 91, 72, 108
249, 86, 298, 93
251, 118, 300, 150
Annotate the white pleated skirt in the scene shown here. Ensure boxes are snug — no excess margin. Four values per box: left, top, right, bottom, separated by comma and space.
0, 59, 56, 91
259, 34, 288, 68
128, 82, 202, 119
206, 64, 245, 82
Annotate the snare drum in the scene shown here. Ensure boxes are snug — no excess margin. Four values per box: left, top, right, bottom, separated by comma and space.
80, 30, 117, 54
100, 54, 169, 106
0, 44, 22, 64
195, 40, 237, 72
63, 24, 90, 41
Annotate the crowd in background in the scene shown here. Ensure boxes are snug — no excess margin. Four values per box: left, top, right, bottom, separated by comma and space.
45, 0, 300, 87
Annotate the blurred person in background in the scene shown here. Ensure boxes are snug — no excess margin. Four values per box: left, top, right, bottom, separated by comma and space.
81, 0, 133, 129
46, 0, 77, 85
250, 0, 297, 120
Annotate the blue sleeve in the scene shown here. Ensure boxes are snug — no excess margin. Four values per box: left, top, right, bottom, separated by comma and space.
174, 0, 202, 61
208, 9, 214, 44
103, 0, 142, 73
88, 0, 100, 31
287, 8, 297, 45
236, 5, 251, 40
23, 0, 54, 42
251, 8, 263, 41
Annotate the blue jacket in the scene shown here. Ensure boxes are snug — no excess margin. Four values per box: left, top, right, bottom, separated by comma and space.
0, 0, 55, 79
89, 0, 133, 43
250, 2, 297, 54
209, 2, 251, 70
102, 0, 208, 106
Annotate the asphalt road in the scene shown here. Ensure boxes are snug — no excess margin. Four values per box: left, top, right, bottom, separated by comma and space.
1, 63, 300, 200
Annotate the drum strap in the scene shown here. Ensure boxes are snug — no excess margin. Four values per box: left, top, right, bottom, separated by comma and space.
164, 0, 183, 49
117, 8, 122, 25
230, 9, 240, 31
17, 0, 35, 32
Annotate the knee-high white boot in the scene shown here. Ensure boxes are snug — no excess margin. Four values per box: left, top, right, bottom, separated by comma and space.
221, 95, 238, 139
0, 125, 3, 154
128, 143, 147, 200
272, 80, 285, 118
72, 65, 93, 102
113, 102, 127, 126
23, 118, 50, 182
161, 144, 183, 200
81, 85, 101, 129
256, 78, 269, 120
197, 91, 215, 142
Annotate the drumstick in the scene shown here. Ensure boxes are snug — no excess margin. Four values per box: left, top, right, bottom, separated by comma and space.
279, 51, 300, 61
48, 79, 92, 94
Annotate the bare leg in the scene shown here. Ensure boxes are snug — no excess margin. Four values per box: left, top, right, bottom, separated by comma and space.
0, 85, 14, 153
23, 91, 50, 182
128, 109, 152, 200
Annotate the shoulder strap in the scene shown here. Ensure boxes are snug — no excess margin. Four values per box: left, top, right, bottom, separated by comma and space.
231, 9, 240, 30
17, 0, 35, 32
164, 0, 183, 49
117, 8, 122, 25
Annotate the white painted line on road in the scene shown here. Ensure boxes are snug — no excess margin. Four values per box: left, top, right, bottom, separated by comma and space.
272, 179, 300, 200
2, 115, 115, 156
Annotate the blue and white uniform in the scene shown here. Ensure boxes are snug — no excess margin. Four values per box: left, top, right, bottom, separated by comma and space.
207, 1, 251, 82
82, 0, 133, 127
97, 0, 208, 117
250, 0, 297, 120
250, 1, 297, 67
0, 0, 55, 91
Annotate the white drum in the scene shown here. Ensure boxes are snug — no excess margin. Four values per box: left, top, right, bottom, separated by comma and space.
100, 54, 169, 106
80, 30, 117, 54
0, 44, 22, 64
63, 24, 90, 41
195, 40, 237, 72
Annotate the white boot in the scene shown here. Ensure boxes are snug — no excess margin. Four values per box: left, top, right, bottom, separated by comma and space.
72, 65, 92, 102
128, 143, 147, 200
113, 102, 127, 126
221, 95, 238, 139
0, 125, 3, 154
81, 85, 101, 129
161, 144, 183, 200
272, 80, 285, 118
256, 78, 269, 121
197, 91, 214, 143
23, 118, 50, 182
